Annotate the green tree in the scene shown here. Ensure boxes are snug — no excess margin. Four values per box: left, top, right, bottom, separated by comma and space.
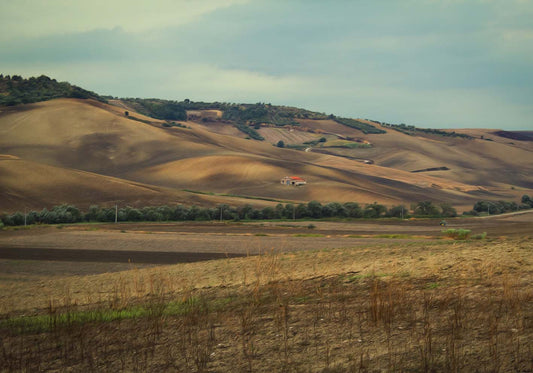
295, 203, 309, 218
521, 195, 533, 208
156, 205, 173, 221
277, 140, 285, 148
261, 206, 276, 219
414, 201, 440, 216
343, 202, 363, 218
387, 205, 408, 218
173, 205, 189, 220
239, 204, 254, 220
195, 207, 212, 221
439, 203, 457, 217
126, 208, 142, 221
187, 206, 200, 220
217, 204, 232, 220
363, 202, 386, 218
323, 202, 345, 217
307, 200, 323, 218
283, 203, 296, 219
85, 205, 101, 221
274, 203, 284, 219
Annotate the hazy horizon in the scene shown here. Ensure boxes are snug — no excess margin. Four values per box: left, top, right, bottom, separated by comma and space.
1, 0, 532, 130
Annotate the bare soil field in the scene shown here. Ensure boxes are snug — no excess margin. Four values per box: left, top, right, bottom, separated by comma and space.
0, 211, 530, 266
0, 214, 531, 371
0, 212, 530, 308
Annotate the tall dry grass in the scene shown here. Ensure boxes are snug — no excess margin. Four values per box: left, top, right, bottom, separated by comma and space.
1, 241, 532, 371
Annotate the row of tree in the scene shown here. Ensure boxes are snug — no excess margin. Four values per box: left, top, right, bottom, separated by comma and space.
1, 201, 450, 226
377, 121, 473, 139
464, 195, 533, 216
2, 197, 531, 227
332, 117, 386, 134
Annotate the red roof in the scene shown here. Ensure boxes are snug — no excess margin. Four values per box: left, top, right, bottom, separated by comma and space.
289, 176, 305, 181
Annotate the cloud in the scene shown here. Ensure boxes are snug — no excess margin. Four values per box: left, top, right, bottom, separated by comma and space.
1, 0, 532, 130
0, 0, 248, 41
1, 59, 317, 103
153, 64, 316, 103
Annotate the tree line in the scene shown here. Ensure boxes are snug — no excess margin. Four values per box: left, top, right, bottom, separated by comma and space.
0, 201, 449, 227
0, 75, 104, 106
2, 197, 531, 227
463, 195, 533, 216
377, 121, 473, 139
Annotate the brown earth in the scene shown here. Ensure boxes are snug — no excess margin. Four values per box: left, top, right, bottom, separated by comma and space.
0, 211, 531, 314
1, 98, 532, 213
1, 211, 531, 261
0, 215, 531, 372
258, 126, 318, 144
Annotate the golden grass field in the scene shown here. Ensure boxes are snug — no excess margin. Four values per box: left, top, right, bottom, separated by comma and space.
0, 213, 531, 371
1, 98, 532, 212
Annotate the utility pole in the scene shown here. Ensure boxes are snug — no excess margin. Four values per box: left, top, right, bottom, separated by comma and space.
115, 204, 118, 223
220, 205, 223, 222
401, 206, 404, 220
293, 204, 296, 220
24, 207, 27, 226
487, 204, 490, 216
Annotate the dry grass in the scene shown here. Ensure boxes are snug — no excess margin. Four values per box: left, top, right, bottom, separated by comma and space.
0, 238, 531, 371
2, 98, 531, 212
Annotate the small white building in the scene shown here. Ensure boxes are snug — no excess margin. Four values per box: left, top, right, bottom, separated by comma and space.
281, 176, 307, 186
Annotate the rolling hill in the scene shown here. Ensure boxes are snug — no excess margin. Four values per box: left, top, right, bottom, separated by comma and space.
1, 75, 532, 213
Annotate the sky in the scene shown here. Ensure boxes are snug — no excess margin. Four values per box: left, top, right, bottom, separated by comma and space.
1, 0, 532, 130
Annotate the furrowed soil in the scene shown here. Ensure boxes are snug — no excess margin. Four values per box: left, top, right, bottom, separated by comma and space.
0, 213, 531, 371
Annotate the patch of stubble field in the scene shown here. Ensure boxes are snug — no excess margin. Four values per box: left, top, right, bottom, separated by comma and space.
0, 235, 531, 372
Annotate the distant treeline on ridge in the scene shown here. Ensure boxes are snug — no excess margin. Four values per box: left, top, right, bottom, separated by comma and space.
2, 74, 478, 139
0, 74, 104, 106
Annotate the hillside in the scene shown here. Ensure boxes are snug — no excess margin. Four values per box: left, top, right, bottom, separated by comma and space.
1, 76, 532, 213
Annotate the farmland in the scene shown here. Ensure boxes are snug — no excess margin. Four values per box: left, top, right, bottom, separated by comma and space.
0, 212, 531, 371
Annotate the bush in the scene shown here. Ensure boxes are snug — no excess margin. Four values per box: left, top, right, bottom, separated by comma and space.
442, 228, 471, 240
471, 232, 487, 240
